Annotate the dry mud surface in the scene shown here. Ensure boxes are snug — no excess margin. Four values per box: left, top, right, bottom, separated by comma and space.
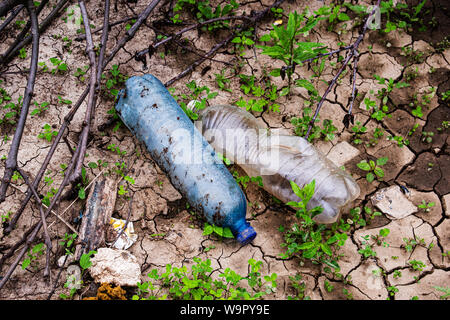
0, 0, 449, 300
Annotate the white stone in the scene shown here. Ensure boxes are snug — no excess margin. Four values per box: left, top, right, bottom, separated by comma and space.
57, 254, 75, 267
88, 248, 141, 287
371, 185, 417, 220
327, 141, 361, 167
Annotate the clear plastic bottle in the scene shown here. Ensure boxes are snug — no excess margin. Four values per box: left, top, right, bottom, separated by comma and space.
194, 104, 360, 224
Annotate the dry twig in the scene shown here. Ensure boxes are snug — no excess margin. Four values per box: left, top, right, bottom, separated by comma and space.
305, 0, 382, 138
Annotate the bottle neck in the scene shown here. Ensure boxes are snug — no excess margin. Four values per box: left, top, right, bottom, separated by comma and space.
234, 220, 256, 245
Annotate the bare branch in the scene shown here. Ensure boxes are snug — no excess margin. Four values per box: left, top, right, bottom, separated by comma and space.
0, 0, 21, 18
0, 0, 40, 203
305, 0, 381, 139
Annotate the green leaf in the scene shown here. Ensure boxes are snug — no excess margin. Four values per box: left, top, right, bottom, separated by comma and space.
269, 68, 281, 77
222, 227, 234, 238
280, 86, 290, 96
303, 180, 316, 202
258, 34, 272, 42
303, 246, 318, 259
379, 228, 390, 237
323, 259, 340, 270
79, 250, 96, 270
320, 243, 333, 256
88, 162, 98, 169
22, 258, 31, 270
376, 157, 388, 166
290, 181, 301, 198
286, 201, 300, 207
297, 242, 315, 250
231, 36, 241, 44
373, 166, 385, 178
366, 172, 375, 183
338, 12, 350, 21
257, 45, 286, 58
357, 161, 371, 171
295, 78, 316, 93
78, 187, 86, 200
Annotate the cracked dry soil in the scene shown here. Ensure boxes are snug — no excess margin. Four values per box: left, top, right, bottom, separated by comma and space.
0, 0, 449, 300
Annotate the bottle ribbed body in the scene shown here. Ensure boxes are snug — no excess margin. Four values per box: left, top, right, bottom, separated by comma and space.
197, 104, 360, 224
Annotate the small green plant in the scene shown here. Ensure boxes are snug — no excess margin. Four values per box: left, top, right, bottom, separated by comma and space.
257, 11, 324, 92
314, 3, 351, 32
22, 243, 45, 270
132, 257, 276, 300
393, 270, 402, 279
232, 28, 255, 57
408, 259, 426, 272
57, 95, 72, 105
409, 87, 436, 119
437, 121, 449, 132
1, 211, 11, 223
417, 200, 435, 212
60, 249, 96, 299
0, 93, 22, 126
11, 170, 22, 183
291, 107, 337, 142
214, 69, 232, 93
202, 222, 234, 239
441, 90, 450, 102
421, 131, 434, 143
171, 80, 218, 120
434, 286, 450, 300
402, 236, 426, 253
351, 121, 367, 145
287, 274, 309, 300
368, 75, 409, 122
356, 157, 388, 183
103, 64, 127, 98
387, 134, 409, 147
38, 124, 58, 142
42, 187, 58, 207
280, 180, 347, 271
59, 233, 78, 255
232, 170, 263, 189
358, 235, 377, 259
342, 287, 353, 300
235, 74, 281, 113
73, 65, 89, 82
172, 0, 239, 30
49, 57, 68, 74
19, 47, 27, 59
366, 127, 385, 147
79, 250, 96, 271
30, 101, 50, 116
107, 143, 127, 156
387, 285, 399, 298
371, 228, 390, 247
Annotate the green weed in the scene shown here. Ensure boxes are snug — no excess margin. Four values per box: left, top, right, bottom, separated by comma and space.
356, 157, 388, 183
132, 257, 276, 300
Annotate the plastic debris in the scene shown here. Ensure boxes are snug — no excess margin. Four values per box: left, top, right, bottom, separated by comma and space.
115, 74, 256, 244
194, 104, 360, 224
108, 218, 138, 250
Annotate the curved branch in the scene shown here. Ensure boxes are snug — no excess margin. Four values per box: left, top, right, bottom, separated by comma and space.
0, 0, 40, 203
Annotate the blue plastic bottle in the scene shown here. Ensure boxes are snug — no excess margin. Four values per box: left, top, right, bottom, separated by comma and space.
115, 74, 256, 244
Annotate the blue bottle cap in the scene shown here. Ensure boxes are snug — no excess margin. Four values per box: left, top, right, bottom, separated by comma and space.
236, 224, 257, 245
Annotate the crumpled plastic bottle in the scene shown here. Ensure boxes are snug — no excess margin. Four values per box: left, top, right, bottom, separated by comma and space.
193, 104, 360, 224
115, 75, 256, 244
